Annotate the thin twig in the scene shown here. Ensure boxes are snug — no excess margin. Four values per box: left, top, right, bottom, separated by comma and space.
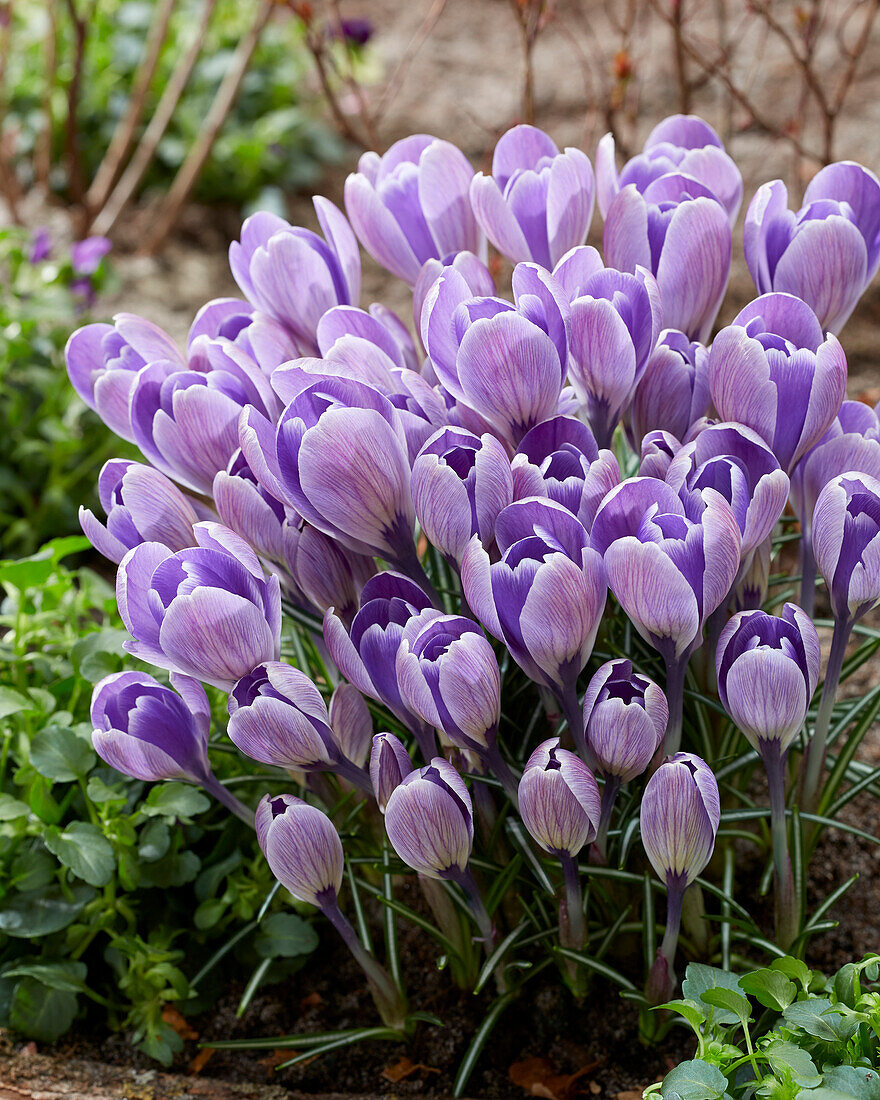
373, 0, 448, 120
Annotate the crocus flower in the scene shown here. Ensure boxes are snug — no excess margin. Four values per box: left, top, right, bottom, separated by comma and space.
813, 472, 880, 626
596, 114, 742, 226
518, 738, 600, 858
228, 663, 370, 790
323, 572, 441, 761
71, 236, 112, 275
628, 329, 710, 447
708, 293, 847, 473
591, 478, 741, 752
116, 523, 281, 691
212, 450, 297, 570
470, 124, 595, 269
188, 295, 303, 375
256, 792, 408, 1028
640, 752, 720, 1002
384, 758, 474, 880
461, 498, 606, 721
229, 199, 360, 350
413, 250, 495, 336
345, 134, 481, 284
638, 430, 682, 480
411, 427, 514, 565
744, 163, 880, 333
66, 314, 186, 442
421, 261, 570, 446
370, 732, 412, 811
30, 227, 52, 263
80, 459, 200, 565
285, 521, 376, 627
91, 671, 250, 821
603, 174, 731, 341
511, 416, 620, 530
329, 683, 373, 769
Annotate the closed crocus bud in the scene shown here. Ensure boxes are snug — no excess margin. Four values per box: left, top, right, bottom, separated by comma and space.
813, 472, 880, 625
255, 794, 344, 907
744, 163, 880, 333
370, 732, 413, 811
80, 459, 199, 565
582, 659, 667, 782
411, 427, 513, 565
716, 604, 820, 754
384, 758, 474, 880
518, 738, 601, 857
117, 523, 281, 691
512, 416, 621, 530
708, 293, 847, 473
628, 330, 711, 447
329, 683, 373, 768
557, 257, 662, 448
412, 250, 494, 336
665, 422, 791, 560
604, 175, 731, 342
344, 134, 481, 285
596, 114, 742, 225
470, 124, 595, 269
66, 314, 186, 442
213, 450, 295, 568
421, 261, 570, 447
286, 521, 375, 627
638, 430, 682, 479
229, 199, 360, 350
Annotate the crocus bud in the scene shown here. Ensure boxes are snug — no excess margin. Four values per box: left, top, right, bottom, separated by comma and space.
411, 427, 514, 565
344, 134, 480, 285
369, 732, 413, 811
286, 521, 376, 626
384, 759, 474, 880
813, 472, 880, 625
517, 738, 601, 857
628, 330, 710, 447
596, 114, 742, 225
640, 753, 720, 889
708, 293, 847, 473
117, 524, 281, 690
744, 163, 880, 333
255, 794, 344, 907
638, 430, 682, 479
91, 671, 212, 785
80, 459, 199, 565
716, 604, 820, 754
412, 250, 494, 335
470, 124, 595, 269
581, 660, 667, 782
213, 450, 296, 568
329, 683, 373, 768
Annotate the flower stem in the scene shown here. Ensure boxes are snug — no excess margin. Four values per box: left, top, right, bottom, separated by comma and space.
646, 874, 685, 1004
202, 775, 255, 827
558, 681, 584, 758
332, 756, 374, 794
482, 742, 520, 808
595, 775, 621, 861
800, 615, 851, 813
559, 853, 585, 950
763, 742, 797, 950
662, 655, 688, 756
451, 866, 494, 952
798, 534, 817, 619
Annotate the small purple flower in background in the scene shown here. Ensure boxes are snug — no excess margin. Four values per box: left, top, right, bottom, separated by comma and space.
744, 162, 880, 333
640, 752, 720, 1002
116, 523, 281, 691
596, 114, 742, 226
229, 199, 360, 351
29, 227, 52, 263
708, 292, 847, 473
603, 174, 732, 341
331, 16, 372, 46
470, 124, 595, 269
591, 478, 741, 752
411, 427, 513, 566
370, 732, 413, 811
91, 671, 250, 821
71, 236, 112, 275
628, 329, 711, 448
80, 459, 200, 565
345, 134, 481, 285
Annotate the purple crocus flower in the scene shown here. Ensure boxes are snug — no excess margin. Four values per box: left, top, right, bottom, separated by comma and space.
469, 124, 595, 269
603, 174, 732, 342
228, 663, 370, 789
384, 758, 474, 880
314, 303, 420, 376
518, 738, 600, 858
229, 199, 360, 350
323, 572, 441, 761
188, 295, 304, 375
461, 497, 606, 720
582, 659, 667, 783
80, 459, 200, 565
591, 478, 741, 751
628, 329, 710, 447
421, 261, 569, 446
369, 732, 413, 811
344, 134, 481, 285
640, 752, 720, 1001
813, 472, 880, 626
411, 426, 514, 565
511, 415, 620, 530
256, 794, 343, 907
91, 671, 250, 821
708, 293, 847, 474
71, 236, 112, 275
413, 250, 495, 336
744, 163, 880, 333
212, 450, 297, 571
286, 521, 376, 627
596, 114, 742, 226
116, 523, 281, 691
30, 227, 52, 263
638, 430, 682, 480
66, 314, 186, 442
329, 683, 373, 770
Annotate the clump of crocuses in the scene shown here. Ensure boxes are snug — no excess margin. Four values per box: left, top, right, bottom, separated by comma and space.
71, 113, 880, 1040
